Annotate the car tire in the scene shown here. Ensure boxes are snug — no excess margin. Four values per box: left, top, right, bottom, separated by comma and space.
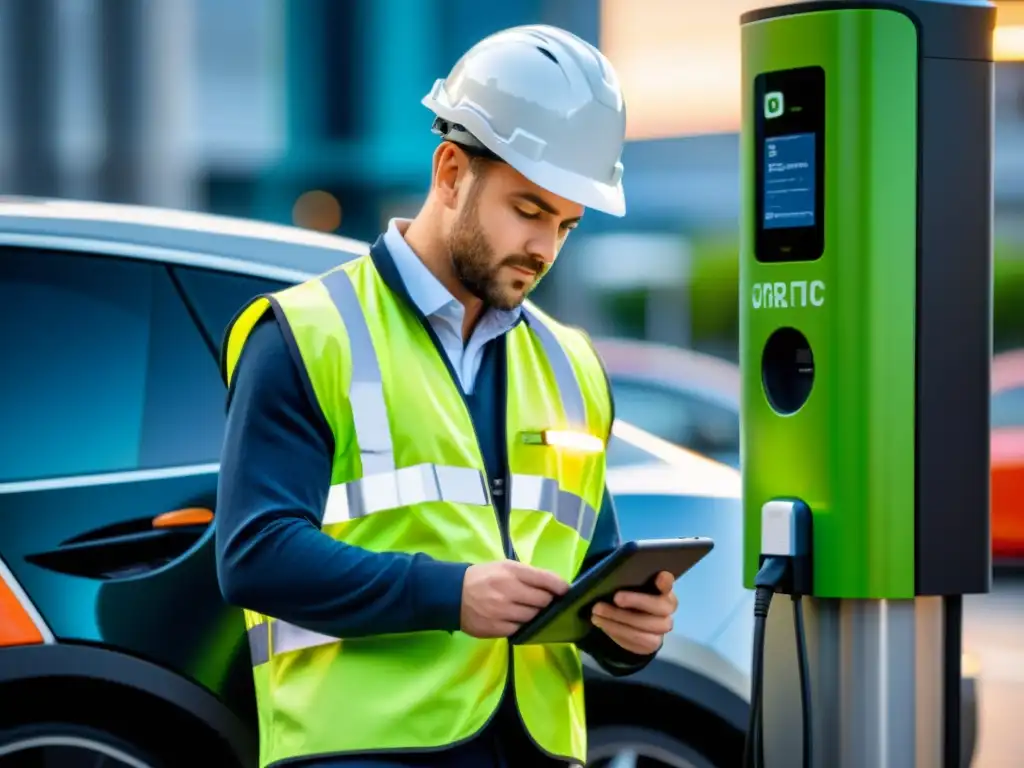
587, 724, 720, 768
0, 723, 163, 767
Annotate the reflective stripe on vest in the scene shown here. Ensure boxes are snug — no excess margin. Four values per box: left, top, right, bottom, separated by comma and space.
509, 474, 597, 542
314, 269, 598, 535
320, 464, 597, 540
515, 305, 598, 539
521, 304, 587, 430
322, 268, 394, 475
248, 620, 338, 666
246, 268, 601, 667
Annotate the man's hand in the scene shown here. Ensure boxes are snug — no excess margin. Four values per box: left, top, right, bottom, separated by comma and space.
460, 561, 569, 638
590, 571, 678, 655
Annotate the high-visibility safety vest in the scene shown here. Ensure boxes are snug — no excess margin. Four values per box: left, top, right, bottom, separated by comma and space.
221, 253, 612, 767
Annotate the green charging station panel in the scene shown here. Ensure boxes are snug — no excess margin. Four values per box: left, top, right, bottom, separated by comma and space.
740, 0, 995, 599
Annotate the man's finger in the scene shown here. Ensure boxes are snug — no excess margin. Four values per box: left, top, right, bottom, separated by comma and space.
500, 602, 541, 624
655, 571, 675, 594
592, 615, 661, 655
593, 604, 673, 635
508, 582, 556, 609
613, 590, 676, 616
513, 563, 570, 595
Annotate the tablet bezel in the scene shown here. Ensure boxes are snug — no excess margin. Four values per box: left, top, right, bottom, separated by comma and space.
508, 537, 715, 646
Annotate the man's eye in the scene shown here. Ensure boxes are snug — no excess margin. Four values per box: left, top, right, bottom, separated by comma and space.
517, 208, 541, 220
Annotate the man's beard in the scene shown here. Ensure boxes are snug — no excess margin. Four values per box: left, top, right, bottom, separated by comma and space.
447, 195, 546, 311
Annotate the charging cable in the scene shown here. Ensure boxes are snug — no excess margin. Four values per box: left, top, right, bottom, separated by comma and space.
742, 499, 814, 768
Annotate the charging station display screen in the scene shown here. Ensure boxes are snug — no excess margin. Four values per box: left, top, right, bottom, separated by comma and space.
764, 133, 815, 229
754, 66, 825, 262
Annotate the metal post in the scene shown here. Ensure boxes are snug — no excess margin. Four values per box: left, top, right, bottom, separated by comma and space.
96, 0, 195, 207
138, 0, 196, 209
96, 0, 142, 204
761, 597, 955, 767
6, 0, 60, 197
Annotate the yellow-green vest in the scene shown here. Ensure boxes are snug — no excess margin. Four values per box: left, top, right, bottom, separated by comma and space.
222, 253, 612, 767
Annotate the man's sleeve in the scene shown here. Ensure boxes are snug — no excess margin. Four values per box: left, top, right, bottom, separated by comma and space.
214, 313, 470, 638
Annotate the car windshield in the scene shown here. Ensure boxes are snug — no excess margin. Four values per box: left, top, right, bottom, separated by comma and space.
608, 376, 740, 466
607, 433, 661, 467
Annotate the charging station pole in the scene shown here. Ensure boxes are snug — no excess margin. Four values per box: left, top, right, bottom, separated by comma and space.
739, 1, 994, 766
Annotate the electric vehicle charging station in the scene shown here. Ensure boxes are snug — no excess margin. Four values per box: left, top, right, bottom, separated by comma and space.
739, 1, 995, 765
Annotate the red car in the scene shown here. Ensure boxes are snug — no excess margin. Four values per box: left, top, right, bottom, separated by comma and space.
991, 349, 1024, 560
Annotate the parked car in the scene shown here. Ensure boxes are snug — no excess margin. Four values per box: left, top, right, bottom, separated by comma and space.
991, 349, 1024, 561
601, 337, 1020, 566
0, 200, 976, 767
594, 338, 740, 468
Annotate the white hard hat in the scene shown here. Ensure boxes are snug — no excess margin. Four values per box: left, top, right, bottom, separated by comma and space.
422, 24, 627, 217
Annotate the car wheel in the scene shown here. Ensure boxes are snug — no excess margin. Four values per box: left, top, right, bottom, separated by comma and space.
0, 723, 160, 768
588, 724, 719, 768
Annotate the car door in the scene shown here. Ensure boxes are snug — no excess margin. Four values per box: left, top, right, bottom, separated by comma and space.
0, 245, 243, 699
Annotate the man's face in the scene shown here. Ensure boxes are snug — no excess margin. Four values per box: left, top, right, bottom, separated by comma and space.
445, 159, 584, 311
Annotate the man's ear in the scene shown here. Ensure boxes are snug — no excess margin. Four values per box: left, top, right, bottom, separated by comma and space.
431, 142, 471, 211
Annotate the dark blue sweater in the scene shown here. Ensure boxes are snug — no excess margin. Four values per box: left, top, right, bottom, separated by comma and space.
215, 238, 652, 766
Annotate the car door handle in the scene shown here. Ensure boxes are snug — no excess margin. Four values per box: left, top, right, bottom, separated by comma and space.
25, 507, 214, 580
152, 507, 214, 528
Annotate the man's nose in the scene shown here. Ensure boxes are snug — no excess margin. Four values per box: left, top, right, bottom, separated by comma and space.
528, 237, 559, 267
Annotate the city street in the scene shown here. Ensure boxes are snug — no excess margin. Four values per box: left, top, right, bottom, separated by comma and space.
965, 572, 1024, 767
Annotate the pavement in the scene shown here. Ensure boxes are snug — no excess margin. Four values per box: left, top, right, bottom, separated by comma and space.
964, 572, 1024, 767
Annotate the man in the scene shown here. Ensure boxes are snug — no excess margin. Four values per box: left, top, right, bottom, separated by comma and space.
215, 24, 679, 768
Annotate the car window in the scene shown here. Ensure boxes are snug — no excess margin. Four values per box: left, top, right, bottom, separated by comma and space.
610, 378, 740, 458
611, 492, 741, 549
172, 267, 288, 351
606, 432, 664, 468
992, 385, 1024, 429
0, 249, 227, 482
610, 492, 745, 640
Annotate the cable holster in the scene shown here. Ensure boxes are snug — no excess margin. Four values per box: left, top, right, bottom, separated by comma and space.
743, 499, 815, 768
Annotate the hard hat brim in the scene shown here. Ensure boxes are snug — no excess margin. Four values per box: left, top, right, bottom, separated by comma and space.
423, 94, 626, 218
507, 151, 627, 218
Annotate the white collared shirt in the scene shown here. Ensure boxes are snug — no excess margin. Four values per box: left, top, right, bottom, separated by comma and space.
383, 218, 521, 394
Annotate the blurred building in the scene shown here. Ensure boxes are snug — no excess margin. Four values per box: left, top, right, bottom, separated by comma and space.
3, 0, 1024, 350
207, 0, 608, 241
6, 0, 1024, 237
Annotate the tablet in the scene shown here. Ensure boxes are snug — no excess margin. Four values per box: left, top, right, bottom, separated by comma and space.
509, 537, 715, 646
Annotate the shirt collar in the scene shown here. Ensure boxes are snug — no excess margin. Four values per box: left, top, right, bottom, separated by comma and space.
382, 218, 522, 330
383, 218, 458, 319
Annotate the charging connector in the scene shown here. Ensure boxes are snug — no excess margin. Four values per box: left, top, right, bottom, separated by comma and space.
743, 498, 814, 768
